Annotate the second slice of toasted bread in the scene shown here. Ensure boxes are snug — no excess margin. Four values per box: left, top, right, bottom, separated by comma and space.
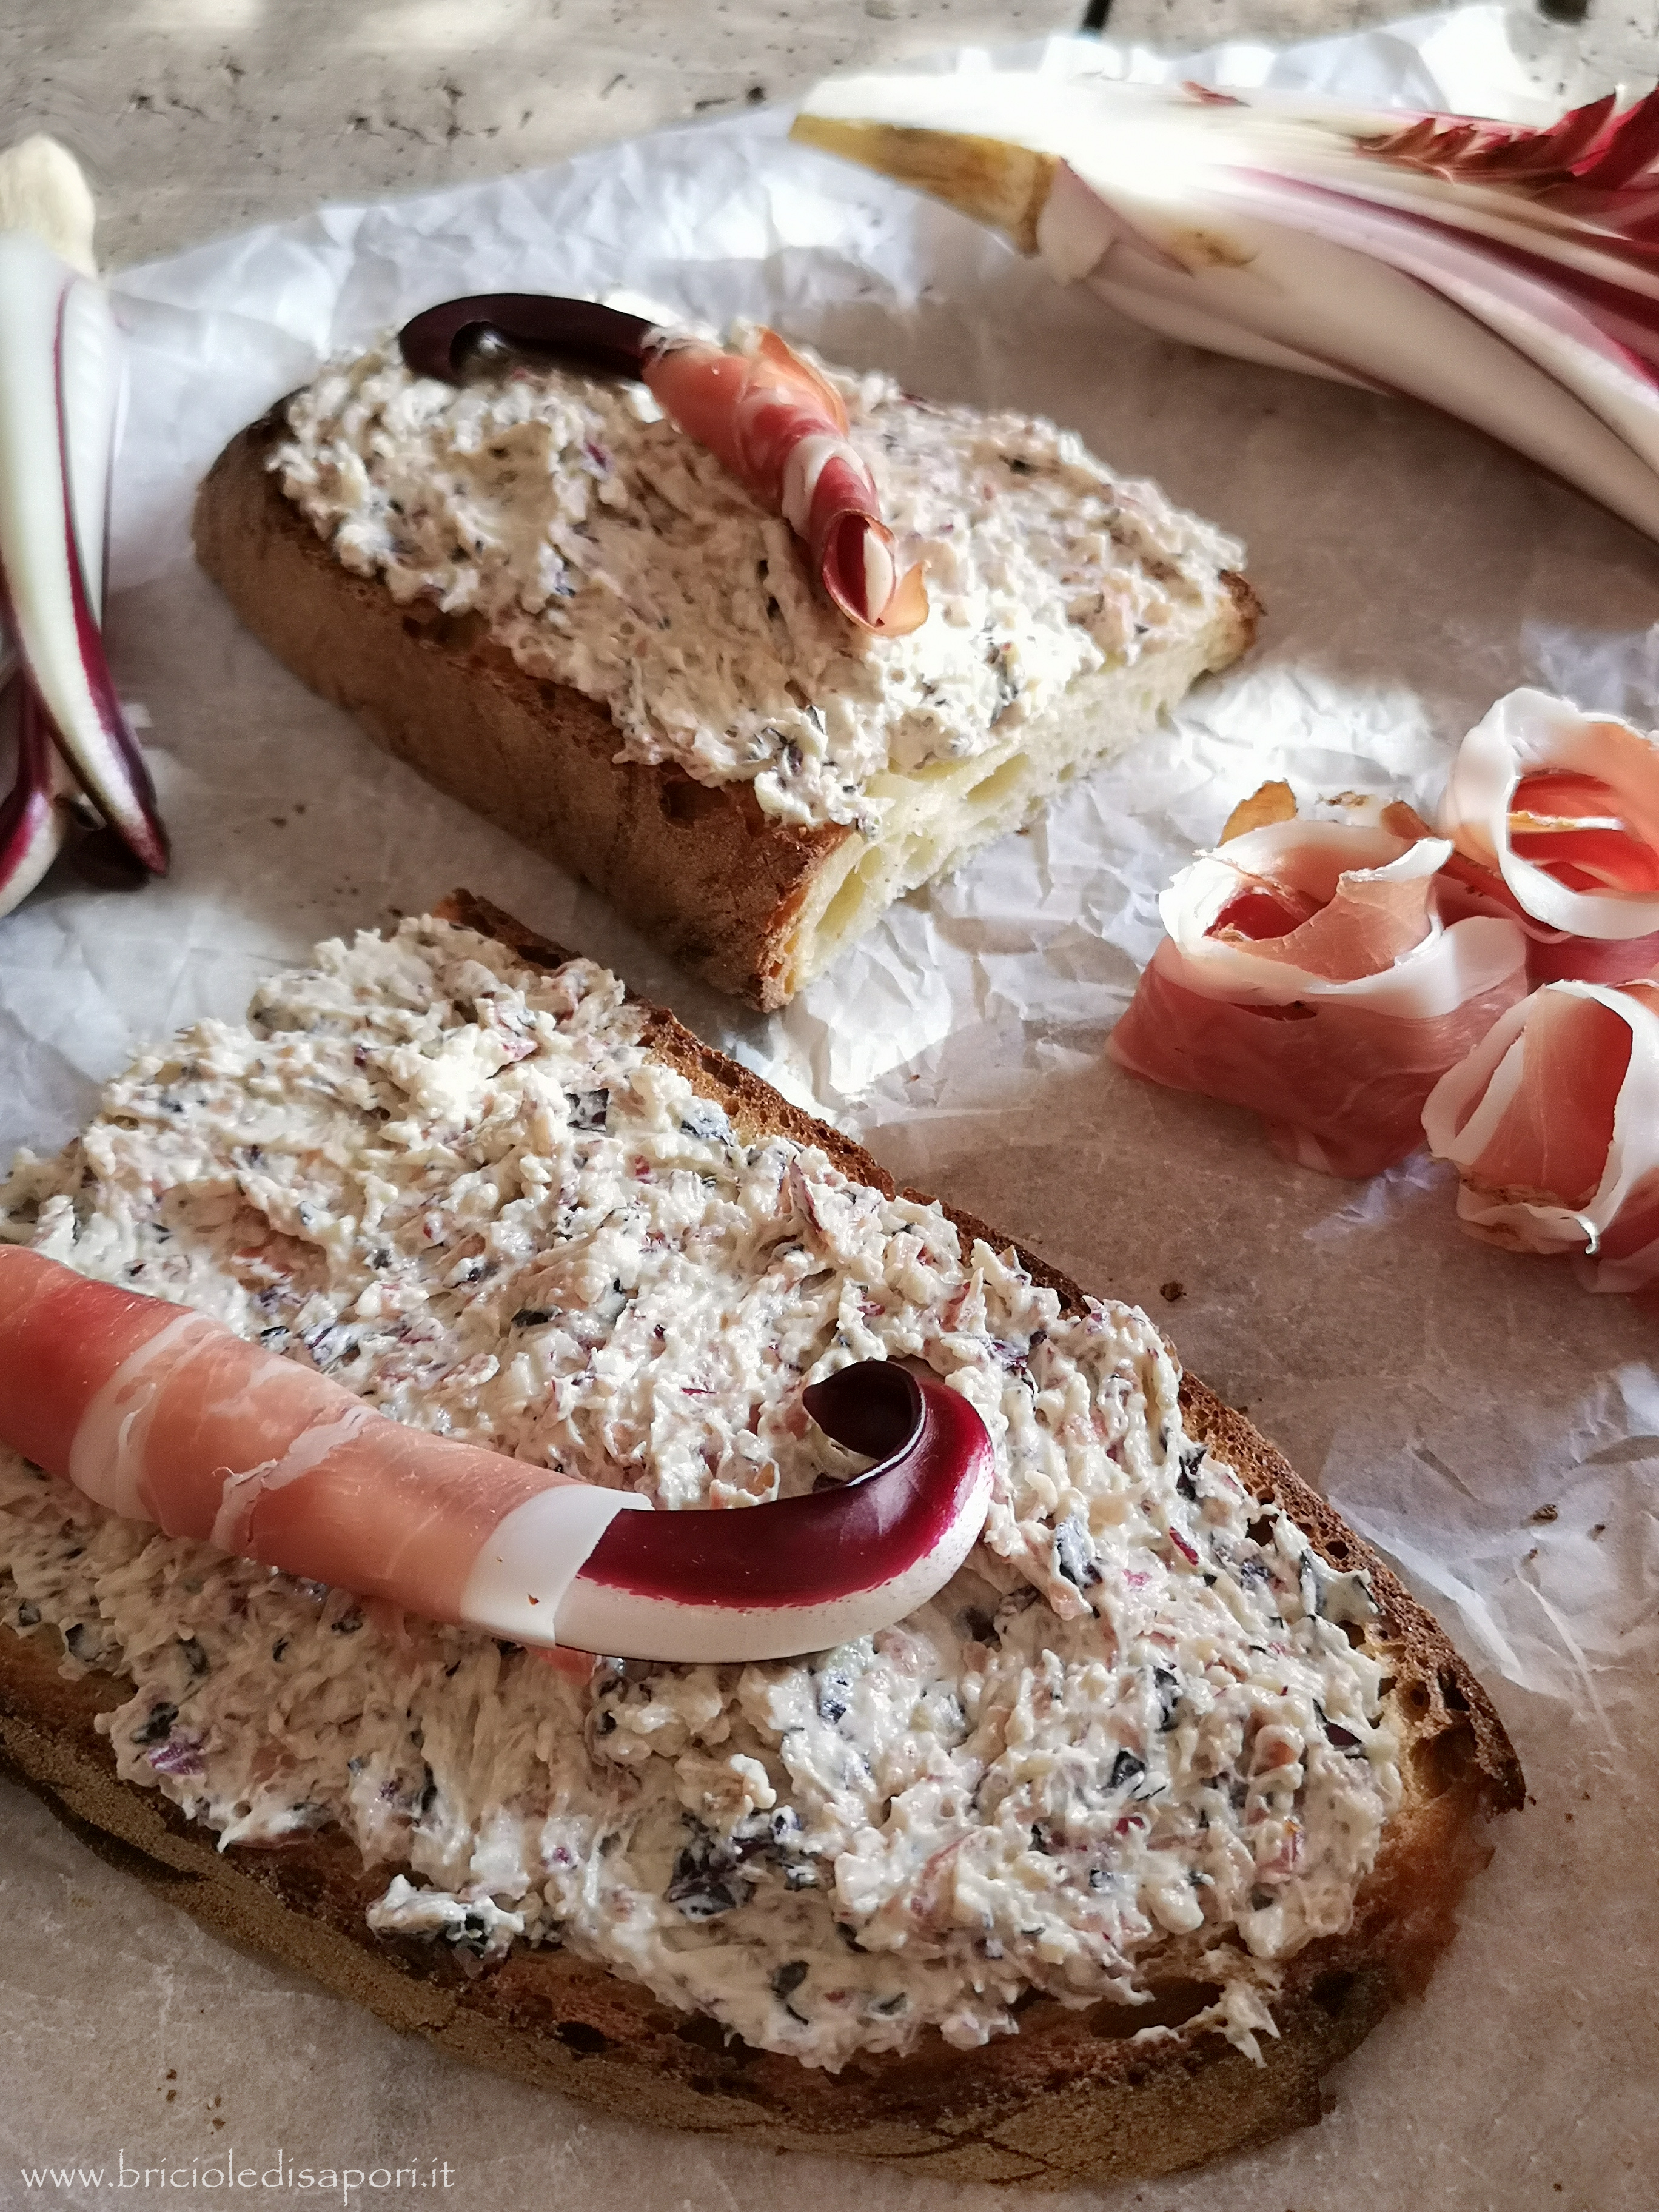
194, 412, 1257, 1011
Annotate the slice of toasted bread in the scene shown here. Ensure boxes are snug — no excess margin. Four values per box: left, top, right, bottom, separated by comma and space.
0, 891, 1519, 2189
192, 414, 1258, 1013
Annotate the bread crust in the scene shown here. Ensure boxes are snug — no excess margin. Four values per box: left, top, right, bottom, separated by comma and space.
191, 415, 1258, 1012
0, 891, 1523, 2188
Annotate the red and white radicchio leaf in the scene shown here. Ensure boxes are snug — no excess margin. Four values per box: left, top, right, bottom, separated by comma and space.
0, 232, 166, 875
554, 1361, 992, 1661
796, 69, 1659, 546
0, 648, 73, 916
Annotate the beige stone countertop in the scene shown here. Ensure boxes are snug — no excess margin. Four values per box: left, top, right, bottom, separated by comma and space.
5, 0, 1655, 270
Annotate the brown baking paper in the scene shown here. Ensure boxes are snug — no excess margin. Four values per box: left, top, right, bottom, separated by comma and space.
1, 11, 1654, 2208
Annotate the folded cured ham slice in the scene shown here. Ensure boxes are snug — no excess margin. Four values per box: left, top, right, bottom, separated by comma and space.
1110, 818, 1529, 1178
1439, 690, 1659, 984
1423, 978, 1659, 1292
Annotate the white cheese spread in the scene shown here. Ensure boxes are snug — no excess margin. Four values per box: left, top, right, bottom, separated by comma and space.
275, 332, 1242, 832
0, 920, 1398, 2069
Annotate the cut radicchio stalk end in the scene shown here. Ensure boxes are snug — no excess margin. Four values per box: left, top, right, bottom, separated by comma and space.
552, 1360, 993, 1661
0, 225, 166, 891
0, 664, 73, 917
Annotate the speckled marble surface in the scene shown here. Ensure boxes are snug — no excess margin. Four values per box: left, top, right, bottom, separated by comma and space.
4, 0, 1652, 270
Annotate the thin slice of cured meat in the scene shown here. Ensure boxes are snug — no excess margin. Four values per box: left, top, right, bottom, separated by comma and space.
0, 1245, 583, 1626
1110, 818, 1530, 1178
0, 1247, 995, 1660
1422, 978, 1659, 1291
643, 327, 928, 635
1438, 689, 1659, 982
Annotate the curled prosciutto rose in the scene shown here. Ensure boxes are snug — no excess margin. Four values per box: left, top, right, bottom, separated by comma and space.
1439, 690, 1659, 983
1109, 814, 1529, 1178
1423, 979, 1659, 1292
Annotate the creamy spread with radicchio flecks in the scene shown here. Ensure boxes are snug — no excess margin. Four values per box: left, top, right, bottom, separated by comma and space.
0, 920, 1398, 2070
275, 329, 1242, 834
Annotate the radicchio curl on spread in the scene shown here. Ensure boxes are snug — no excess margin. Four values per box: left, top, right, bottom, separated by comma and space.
0, 1245, 993, 1665
397, 293, 928, 634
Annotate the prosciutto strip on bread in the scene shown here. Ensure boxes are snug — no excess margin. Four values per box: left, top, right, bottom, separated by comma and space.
1423, 977, 1659, 1291
642, 326, 929, 635
1110, 817, 1529, 1178
1438, 689, 1659, 984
